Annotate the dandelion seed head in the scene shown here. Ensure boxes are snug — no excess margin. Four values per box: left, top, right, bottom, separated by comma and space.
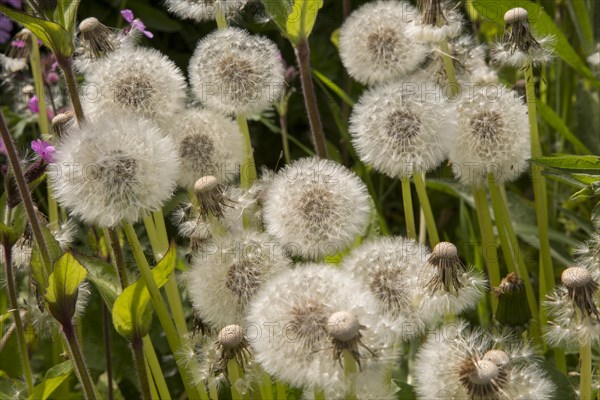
350, 81, 456, 178
49, 114, 179, 227
186, 230, 290, 326
450, 87, 530, 186
165, 0, 248, 22
339, 0, 429, 85
408, 4, 464, 44
189, 27, 284, 115
81, 47, 186, 127
263, 157, 371, 260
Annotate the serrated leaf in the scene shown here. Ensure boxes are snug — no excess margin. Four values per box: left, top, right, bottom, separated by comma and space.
286, 0, 323, 45
529, 155, 600, 174
471, 0, 598, 83
112, 244, 176, 339
27, 360, 73, 400
0, 6, 73, 57
45, 252, 87, 326
537, 102, 590, 154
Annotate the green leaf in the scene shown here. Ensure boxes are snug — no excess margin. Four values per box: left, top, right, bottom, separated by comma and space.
30, 221, 63, 295
313, 69, 354, 107
45, 252, 88, 326
471, 0, 598, 83
112, 244, 177, 339
0, 204, 25, 247
128, 2, 181, 32
286, 0, 323, 45
27, 361, 73, 400
261, 0, 292, 35
529, 155, 600, 174
61, 0, 80, 38
0, 6, 73, 57
76, 254, 121, 308
537, 102, 591, 154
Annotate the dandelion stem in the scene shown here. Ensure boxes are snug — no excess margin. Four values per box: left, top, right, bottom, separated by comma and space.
275, 380, 287, 400
580, 343, 592, 400
238, 115, 258, 189
29, 35, 50, 136
523, 63, 554, 328
343, 350, 358, 400
105, 228, 129, 288
258, 373, 274, 400
412, 173, 439, 246
55, 57, 85, 125
439, 40, 459, 97
295, 37, 328, 159
314, 388, 326, 400
1, 242, 34, 393
215, 7, 227, 30
101, 305, 114, 400
142, 335, 172, 400
487, 176, 540, 326
278, 103, 292, 164
401, 176, 417, 240
227, 358, 246, 400
0, 111, 52, 280
122, 222, 202, 400
131, 333, 152, 400
62, 322, 98, 400
471, 186, 500, 313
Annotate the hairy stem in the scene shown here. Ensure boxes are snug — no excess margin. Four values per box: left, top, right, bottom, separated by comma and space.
295, 37, 328, 158
55, 57, 85, 124
105, 228, 129, 288
131, 334, 152, 400
101, 305, 114, 400
412, 173, 439, 246
142, 336, 172, 400
401, 176, 417, 240
1, 241, 34, 393
62, 323, 98, 400
0, 111, 52, 278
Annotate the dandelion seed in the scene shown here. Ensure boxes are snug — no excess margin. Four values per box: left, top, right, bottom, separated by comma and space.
49, 114, 179, 227
166, 109, 245, 187
449, 87, 530, 187
186, 230, 290, 327
81, 46, 186, 127
409, 0, 464, 44
78, 17, 115, 59
263, 157, 371, 260
247, 265, 389, 391
189, 27, 284, 115
350, 80, 455, 178
165, 0, 247, 23
339, 1, 429, 85
491, 8, 554, 67
51, 112, 74, 137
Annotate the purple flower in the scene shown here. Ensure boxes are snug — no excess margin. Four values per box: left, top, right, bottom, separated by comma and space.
28, 96, 40, 113
121, 9, 153, 39
31, 139, 55, 163
0, 14, 12, 44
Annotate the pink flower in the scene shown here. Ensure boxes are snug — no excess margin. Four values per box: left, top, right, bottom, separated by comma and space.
31, 139, 55, 163
28, 96, 39, 113
121, 9, 153, 39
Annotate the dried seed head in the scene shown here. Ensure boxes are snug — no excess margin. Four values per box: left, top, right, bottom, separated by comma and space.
426, 242, 465, 292
218, 324, 245, 349
216, 324, 250, 373
78, 17, 115, 59
51, 112, 73, 137
194, 176, 230, 219
8, 29, 33, 59
459, 358, 508, 399
483, 350, 510, 368
419, 0, 445, 26
504, 7, 528, 25
561, 266, 600, 320
327, 311, 362, 342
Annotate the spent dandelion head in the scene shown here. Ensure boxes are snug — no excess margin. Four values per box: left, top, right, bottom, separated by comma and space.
49, 114, 179, 227
189, 27, 284, 115
493, 273, 532, 330
409, 0, 464, 44
77, 17, 116, 60
263, 157, 371, 260
194, 176, 231, 219
339, 0, 429, 85
165, 0, 248, 22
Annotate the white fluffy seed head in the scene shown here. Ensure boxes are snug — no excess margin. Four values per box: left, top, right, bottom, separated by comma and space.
166, 108, 245, 187
327, 311, 361, 342
78, 17, 100, 33
186, 230, 291, 327
81, 47, 186, 128
469, 360, 499, 385
263, 157, 371, 260
350, 80, 456, 178
483, 349, 510, 368
165, 0, 247, 22
218, 325, 245, 349
504, 7, 528, 24
189, 27, 284, 115
560, 266, 592, 288
408, 7, 464, 44
49, 114, 179, 227
339, 1, 428, 85
450, 87, 530, 186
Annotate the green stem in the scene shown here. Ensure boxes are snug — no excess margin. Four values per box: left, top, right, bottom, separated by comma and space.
227, 358, 246, 400
279, 107, 291, 164
258, 373, 273, 400
295, 37, 328, 159
275, 381, 287, 400
142, 336, 172, 400
439, 40, 459, 98
524, 63, 554, 327
0, 111, 52, 282
1, 242, 34, 393
101, 305, 114, 400
122, 223, 201, 400
580, 343, 592, 400
363, 169, 390, 235
55, 57, 85, 124
487, 177, 540, 323
401, 176, 417, 240
29, 34, 49, 136
343, 350, 358, 400
237, 115, 257, 190
130, 334, 152, 400
412, 173, 439, 246
471, 186, 500, 313
62, 323, 98, 400
314, 388, 326, 400
215, 7, 227, 30
105, 228, 129, 288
